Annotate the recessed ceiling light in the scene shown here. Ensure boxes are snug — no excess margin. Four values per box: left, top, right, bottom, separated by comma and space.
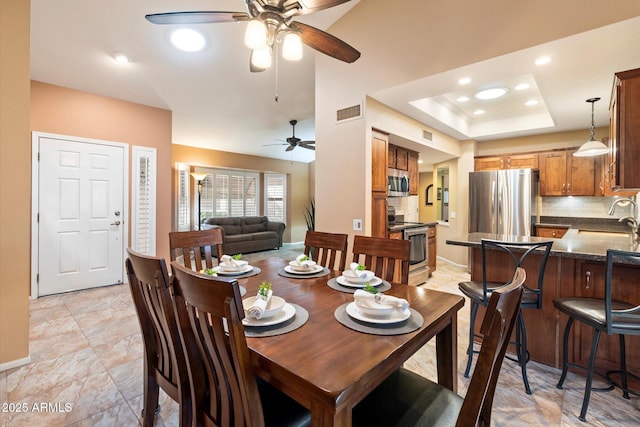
458, 77, 471, 85
112, 52, 130, 64
475, 87, 508, 100
525, 99, 539, 106
535, 56, 551, 66
473, 109, 485, 115
515, 83, 530, 91
170, 29, 206, 52
457, 96, 470, 102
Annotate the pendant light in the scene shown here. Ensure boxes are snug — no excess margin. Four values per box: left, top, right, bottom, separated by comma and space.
573, 97, 609, 157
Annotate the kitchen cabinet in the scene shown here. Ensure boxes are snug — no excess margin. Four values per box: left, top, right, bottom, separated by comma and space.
372, 130, 389, 238
427, 225, 437, 276
536, 225, 569, 238
539, 149, 595, 196
389, 230, 403, 240
608, 67, 640, 191
388, 144, 409, 170
408, 151, 419, 195
474, 153, 538, 171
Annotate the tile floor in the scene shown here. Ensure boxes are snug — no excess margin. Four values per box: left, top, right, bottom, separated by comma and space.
1, 245, 638, 426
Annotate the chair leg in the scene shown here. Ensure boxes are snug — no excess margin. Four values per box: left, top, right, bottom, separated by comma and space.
516, 311, 532, 394
579, 328, 602, 422
556, 317, 574, 389
620, 335, 630, 400
464, 301, 479, 378
141, 363, 160, 427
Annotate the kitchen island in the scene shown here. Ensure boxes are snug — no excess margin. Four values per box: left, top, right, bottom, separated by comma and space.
447, 231, 640, 382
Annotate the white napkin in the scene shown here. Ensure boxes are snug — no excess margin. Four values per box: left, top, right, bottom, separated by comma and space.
295, 254, 312, 269
221, 254, 237, 267
247, 289, 272, 320
354, 289, 409, 311
349, 262, 367, 279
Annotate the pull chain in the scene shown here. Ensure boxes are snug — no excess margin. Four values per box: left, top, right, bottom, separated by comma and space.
274, 42, 279, 102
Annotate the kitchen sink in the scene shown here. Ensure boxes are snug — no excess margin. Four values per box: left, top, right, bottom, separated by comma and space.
577, 230, 629, 237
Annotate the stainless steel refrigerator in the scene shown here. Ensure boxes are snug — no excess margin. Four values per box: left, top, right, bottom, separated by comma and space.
468, 168, 538, 236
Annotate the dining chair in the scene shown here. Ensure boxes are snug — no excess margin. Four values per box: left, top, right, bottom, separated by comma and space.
458, 238, 553, 395
352, 235, 411, 284
125, 249, 191, 427
554, 249, 640, 422
169, 228, 224, 271
303, 230, 349, 271
169, 262, 311, 427
353, 267, 526, 426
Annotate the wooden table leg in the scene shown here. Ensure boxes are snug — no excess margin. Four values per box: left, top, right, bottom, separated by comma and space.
436, 314, 458, 393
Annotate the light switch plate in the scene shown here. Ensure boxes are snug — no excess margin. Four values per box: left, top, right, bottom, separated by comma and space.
353, 219, 362, 231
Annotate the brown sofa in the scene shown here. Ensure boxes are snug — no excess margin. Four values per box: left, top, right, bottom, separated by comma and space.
201, 216, 285, 255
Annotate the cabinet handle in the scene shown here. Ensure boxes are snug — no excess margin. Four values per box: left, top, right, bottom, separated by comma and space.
500, 159, 504, 168
562, 183, 566, 193
585, 271, 591, 290
567, 182, 571, 193
552, 231, 557, 237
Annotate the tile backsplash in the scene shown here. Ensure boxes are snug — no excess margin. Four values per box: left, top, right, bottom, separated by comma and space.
541, 196, 636, 219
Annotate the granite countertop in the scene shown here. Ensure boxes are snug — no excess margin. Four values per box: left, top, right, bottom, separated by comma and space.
446, 230, 639, 262
388, 221, 438, 233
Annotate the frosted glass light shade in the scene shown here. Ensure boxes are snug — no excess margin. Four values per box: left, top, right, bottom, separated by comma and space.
244, 20, 267, 50
251, 47, 272, 69
573, 139, 609, 157
282, 33, 303, 61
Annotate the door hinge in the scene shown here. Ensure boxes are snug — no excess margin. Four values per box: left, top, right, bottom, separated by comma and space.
37, 152, 40, 161
37, 213, 39, 222
36, 273, 39, 283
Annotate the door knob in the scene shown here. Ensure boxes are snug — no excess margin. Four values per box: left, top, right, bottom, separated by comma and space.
111, 220, 121, 226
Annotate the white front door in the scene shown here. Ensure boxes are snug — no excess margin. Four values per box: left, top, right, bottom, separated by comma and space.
37, 135, 126, 296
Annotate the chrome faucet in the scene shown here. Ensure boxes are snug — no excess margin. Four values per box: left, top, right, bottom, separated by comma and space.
607, 197, 638, 217
608, 196, 640, 245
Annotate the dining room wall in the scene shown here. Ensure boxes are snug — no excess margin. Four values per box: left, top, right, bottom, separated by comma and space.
171, 144, 311, 244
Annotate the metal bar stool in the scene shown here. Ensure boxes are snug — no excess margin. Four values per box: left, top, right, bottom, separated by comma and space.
458, 238, 553, 394
554, 249, 640, 422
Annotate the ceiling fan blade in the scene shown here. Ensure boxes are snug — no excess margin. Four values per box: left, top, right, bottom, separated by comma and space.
299, 140, 315, 145
300, 144, 316, 151
295, 0, 353, 15
263, 143, 288, 146
145, 11, 249, 25
285, 145, 296, 152
291, 21, 360, 63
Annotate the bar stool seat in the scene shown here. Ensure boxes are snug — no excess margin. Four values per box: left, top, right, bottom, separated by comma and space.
554, 248, 640, 422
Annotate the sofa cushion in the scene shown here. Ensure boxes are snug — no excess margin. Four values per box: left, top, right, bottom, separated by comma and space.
221, 225, 242, 235
225, 234, 253, 243
251, 231, 277, 241
243, 223, 267, 234
243, 216, 268, 225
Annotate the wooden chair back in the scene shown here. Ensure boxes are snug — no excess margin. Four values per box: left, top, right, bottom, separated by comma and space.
170, 262, 266, 427
457, 267, 526, 426
304, 230, 349, 271
125, 249, 191, 426
169, 228, 224, 272
352, 235, 410, 284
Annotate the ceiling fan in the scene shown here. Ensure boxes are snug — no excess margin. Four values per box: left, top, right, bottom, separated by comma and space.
264, 120, 315, 151
145, 0, 361, 72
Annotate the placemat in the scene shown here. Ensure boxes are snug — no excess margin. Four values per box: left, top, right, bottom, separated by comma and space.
334, 303, 423, 336
215, 266, 261, 279
244, 304, 309, 337
277, 267, 330, 279
327, 277, 391, 294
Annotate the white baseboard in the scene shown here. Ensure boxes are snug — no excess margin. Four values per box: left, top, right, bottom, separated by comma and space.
436, 255, 469, 270
0, 355, 31, 372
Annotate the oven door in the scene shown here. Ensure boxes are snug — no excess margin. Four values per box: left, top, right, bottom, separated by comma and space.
403, 227, 429, 270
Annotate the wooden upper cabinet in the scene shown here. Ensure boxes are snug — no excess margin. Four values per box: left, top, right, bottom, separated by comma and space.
372, 131, 388, 193
474, 153, 537, 171
609, 67, 640, 190
388, 144, 409, 170
408, 151, 419, 195
539, 149, 595, 196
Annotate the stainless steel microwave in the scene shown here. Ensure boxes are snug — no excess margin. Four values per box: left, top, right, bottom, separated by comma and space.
388, 169, 410, 197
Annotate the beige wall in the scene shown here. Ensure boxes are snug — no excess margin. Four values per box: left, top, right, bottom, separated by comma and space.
172, 144, 311, 243
0, 0, 31, 366
31, 81, 174, 261
418, 172, 435, 222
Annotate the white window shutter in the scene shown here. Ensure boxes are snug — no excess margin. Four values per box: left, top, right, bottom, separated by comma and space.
177, 163, 190, 231
132, 146, 157, 255
265, 173, 286, 223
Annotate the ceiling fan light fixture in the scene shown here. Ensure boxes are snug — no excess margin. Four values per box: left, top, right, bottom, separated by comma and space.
282, 33, 303, 61
574, 97, 608, 157
244, 19, 268, 50
251, 47, 272, 69
170, 29, 205, 52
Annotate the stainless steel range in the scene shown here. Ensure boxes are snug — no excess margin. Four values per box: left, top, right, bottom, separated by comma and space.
403, 224, 430, 286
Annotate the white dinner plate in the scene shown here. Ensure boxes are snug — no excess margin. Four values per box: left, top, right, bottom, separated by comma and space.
336, 276, 383, 288
213, 265, 253, 275
242, 303, 296, 327
284, 265, 324, 275
345, 302, 410, 324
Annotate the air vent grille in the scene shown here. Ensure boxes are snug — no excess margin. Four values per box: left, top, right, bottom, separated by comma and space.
422, 130, 433, 141
336, 104, 362, 122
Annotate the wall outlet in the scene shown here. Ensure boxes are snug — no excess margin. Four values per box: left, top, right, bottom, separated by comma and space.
450, 211, 456, 219
353, 219, 363, 231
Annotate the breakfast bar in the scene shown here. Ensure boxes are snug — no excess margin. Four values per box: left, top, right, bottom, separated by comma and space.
447, 231, 640, 377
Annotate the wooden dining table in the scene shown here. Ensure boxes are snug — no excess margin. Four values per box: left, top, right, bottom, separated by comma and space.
237, 257, 465, 427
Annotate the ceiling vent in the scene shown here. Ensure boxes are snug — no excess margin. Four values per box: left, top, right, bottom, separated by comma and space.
336, 104, 362, 123
422, 130, 433, 141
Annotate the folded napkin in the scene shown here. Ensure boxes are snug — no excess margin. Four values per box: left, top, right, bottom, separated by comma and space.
295, 254, 313, 269
247, 289, 273, 320
220, 254, 237, 266
349, 262, 367, 279
354, 289, 409, 311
